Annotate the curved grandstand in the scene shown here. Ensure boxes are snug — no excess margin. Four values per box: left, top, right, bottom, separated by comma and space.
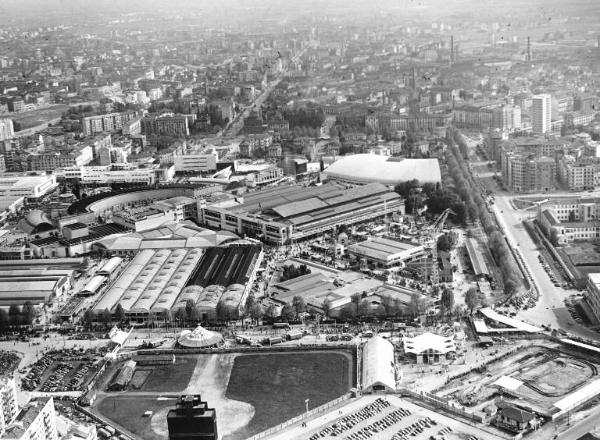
68, 188, 195, 216
177, 325, 224, 348
323, 154, 441, 185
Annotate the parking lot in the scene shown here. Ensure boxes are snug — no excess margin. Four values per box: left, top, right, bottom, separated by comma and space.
21, 348, 102, 393
274, 395, 504, 440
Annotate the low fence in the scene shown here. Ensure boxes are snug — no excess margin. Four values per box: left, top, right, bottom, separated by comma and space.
246, 393, 354, 440
402, 388, 486, 423
137, 343, 358, 357
74, 402, 135, 440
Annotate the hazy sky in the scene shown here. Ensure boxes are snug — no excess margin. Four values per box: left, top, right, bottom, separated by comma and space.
0, 0, 598, 26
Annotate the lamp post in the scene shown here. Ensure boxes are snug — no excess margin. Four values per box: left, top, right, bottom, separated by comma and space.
305, 398, 310, 415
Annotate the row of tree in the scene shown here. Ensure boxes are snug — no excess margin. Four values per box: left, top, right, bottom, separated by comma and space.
393, 179, 467, 225
279, 264, 311, 282
283, 107, 325, 129
0, 303, 36, 330
445, 128, 521, 297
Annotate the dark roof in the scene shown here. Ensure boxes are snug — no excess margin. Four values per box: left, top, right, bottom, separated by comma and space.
30, 236, 60, 247
60, 223, 127, 246
577, 434, 600, 440
499, 407, 535, 423
64, 222, 88, 230
189, 245, 260, 288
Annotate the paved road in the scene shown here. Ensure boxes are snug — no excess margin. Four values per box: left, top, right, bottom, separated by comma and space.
221, 46, 308, 139
494, 194, 600, 341
464, 135, 600, 339
555, 404, 600, 440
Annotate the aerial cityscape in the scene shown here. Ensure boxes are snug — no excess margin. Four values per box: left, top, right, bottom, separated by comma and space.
1, 0, 600, 439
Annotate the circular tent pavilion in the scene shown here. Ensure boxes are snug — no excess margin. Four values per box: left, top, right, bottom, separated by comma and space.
177, 325, 224, 348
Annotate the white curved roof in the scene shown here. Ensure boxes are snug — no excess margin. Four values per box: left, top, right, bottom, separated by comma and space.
93, 249, 155, 312
362, 336, 396, 392
403, 332, 456, 355
93, 222, 238, 252
98, 257, 123, 275
197, 285, 226, 312
81, 275, 106, 295
172, 285, 204, 312
93, 248, 204, 314
218, 284, 246, 310
178, 325, 224, 348
324, 154, 441, 184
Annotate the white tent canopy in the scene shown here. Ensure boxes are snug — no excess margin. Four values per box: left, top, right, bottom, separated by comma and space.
403, 332, 456, 355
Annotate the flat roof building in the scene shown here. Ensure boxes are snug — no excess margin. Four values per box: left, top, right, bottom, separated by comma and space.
0, 175, 58, 202
2, 397, 58, 440
346, 237, 425, 267
200, 182, 404, 244
167, 395, 218, 440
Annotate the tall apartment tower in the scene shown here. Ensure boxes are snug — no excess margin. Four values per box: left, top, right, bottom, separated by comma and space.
167, 395, 218, 440
450, 35, 454, 65
0, 377, 18, 436
0, 119, 14, 141
532, 94, 552, 134
526, 36, 531, 61
2, 397, 58, 440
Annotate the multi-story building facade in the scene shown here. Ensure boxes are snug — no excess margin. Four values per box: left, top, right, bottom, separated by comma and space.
0, 377, 18, 436
452, 105, 493, 129
538, 197, 600, 244
0, 119, 14, 141
563, 111, 596, 130
532, 94, 552, 134
28, 146, 93, 171
586, 273, 600, 322
81, 111, 142, 136
501, 151, 556, 193
2, 397, 58, 440
557, 157, 600, 191
57, 165, 161, 185
141, 114, 192, 138
0, 174, 58, 202
491, 105, 521, 132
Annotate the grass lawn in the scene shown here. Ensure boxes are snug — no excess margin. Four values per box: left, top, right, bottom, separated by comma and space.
140, 356, 197, 392
225, 351, 352, 440
96, 395, 175, 440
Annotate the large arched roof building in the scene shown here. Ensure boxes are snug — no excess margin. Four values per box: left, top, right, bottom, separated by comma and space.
17, 209, 55, 235
324, 155, 441, 185
362, 336, 397, 393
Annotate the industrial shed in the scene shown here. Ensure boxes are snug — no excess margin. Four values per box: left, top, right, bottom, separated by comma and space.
362, 336, 397, 393
97, 257, 123, 277
79, 275, 107, 296
109, 360, 136, 391
92, 248, 204, 319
